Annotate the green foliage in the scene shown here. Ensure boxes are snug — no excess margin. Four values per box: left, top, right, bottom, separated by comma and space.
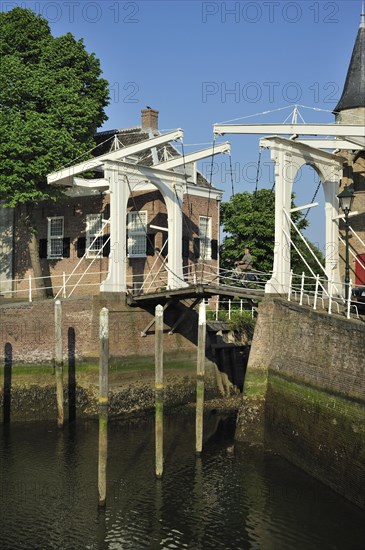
220, 189, 325, 277
206, 307, 256, 340
221, 189, 277, 273
228, 310, 256, 340
0, 8, 110, 207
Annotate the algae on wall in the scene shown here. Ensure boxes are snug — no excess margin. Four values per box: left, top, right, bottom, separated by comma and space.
235, 297, 365, 509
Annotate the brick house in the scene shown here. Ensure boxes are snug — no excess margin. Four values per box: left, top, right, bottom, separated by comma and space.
0, 109, 224, 299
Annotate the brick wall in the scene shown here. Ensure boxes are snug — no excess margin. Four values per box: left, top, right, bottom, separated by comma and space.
0, 295, 233, 422
0, 295, 201, 364
249, 298, 365, 399
238, 297, 365, 508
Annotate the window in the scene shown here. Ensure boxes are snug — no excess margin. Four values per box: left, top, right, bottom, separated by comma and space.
199, 216, 212, 260
86, 214, 103, 257
47, 217, 64, 259
128, 211, 147, 257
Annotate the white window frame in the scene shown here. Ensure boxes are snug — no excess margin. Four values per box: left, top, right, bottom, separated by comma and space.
86, 214, 103, 258
199, 216, 212, 260
127, 211, 147, 258
47, 216, 64, 259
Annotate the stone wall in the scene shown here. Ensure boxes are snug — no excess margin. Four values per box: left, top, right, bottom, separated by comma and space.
236, 298, 365, 509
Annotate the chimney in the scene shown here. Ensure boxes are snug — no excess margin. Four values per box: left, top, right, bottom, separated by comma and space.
141, 107, 159, 130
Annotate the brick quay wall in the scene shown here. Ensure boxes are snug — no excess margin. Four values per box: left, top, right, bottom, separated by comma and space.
0, 294, 226, 422
236, 298, 365, 509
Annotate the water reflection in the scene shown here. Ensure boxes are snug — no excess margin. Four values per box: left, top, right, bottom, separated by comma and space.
0, 413, 364, 549
3, 342, 13, 424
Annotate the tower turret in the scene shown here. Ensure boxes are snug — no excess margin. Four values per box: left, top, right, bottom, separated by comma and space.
334, 7, 365, 124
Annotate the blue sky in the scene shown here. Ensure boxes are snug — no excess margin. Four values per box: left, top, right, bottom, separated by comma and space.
2, 0, 363, 249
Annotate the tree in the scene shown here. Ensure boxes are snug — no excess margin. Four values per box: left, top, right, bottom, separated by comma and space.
0, 8, 109, 291
0, 8, 109, 206
220, 189, 325, 276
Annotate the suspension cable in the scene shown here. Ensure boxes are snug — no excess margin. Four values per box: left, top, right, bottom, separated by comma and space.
254, 147, 262, 193
181, 140, 193, 233
303, 180, 322, 221
53, 134, 116, 172
229, 153, 235, 197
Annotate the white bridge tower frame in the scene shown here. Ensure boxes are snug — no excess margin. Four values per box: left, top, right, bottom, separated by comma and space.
259, 136, 343, 293
214, 119, 364, 294
47, 130, 229, 293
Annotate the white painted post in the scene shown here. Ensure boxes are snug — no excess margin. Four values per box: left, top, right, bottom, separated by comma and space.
346, 280, 352, 319
328, 279, 333, 315
98, 307, 109, 507
240, 299, 243, 313
215, 297, 219, 321
28, 274, 32, 303
299, 272, 305, 306
54, 300, 64, 427
155, 304, 164, 479
313, 274, 320, 310
287, 270, 293, 302
228, 299, 231, 320
196, 301, 206, 455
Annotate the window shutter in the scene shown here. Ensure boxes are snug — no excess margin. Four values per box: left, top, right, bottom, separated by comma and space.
146, 234, 155, 256
161, 233, 168, 257
211, 239, 218, 260
103, 203, 110, 220
39, 239, 48, 259
193, 237, 200, 259
63, 238, 70, 258
77, 237, 86, 258
102, 234, 110, 257
182, 236, 189, 258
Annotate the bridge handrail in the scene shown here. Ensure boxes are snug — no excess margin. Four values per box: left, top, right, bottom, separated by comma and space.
0, 270, 109, 302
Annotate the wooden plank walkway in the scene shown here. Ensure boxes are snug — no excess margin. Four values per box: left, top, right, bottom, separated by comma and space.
126, 283, 265, 307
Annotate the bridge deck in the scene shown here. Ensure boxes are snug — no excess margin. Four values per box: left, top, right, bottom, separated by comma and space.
126, 283, 265, 307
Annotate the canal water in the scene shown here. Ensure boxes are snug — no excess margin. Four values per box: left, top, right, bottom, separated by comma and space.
0, 411, 364, 549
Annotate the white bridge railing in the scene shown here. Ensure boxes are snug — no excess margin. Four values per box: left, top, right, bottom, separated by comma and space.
0, 270, 109, 302
0, 263, 362, 321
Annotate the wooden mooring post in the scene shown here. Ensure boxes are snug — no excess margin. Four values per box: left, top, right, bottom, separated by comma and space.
196, 300, 206, 454
98, 307, 109, 507
155, 304, 164, 479
54, 300, 64, 428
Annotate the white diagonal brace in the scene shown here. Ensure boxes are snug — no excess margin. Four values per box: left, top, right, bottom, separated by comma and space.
47, 129, 184, 186
154, 142, 230, 171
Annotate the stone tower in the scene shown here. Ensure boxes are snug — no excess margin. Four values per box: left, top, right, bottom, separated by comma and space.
334, 8, 365, 285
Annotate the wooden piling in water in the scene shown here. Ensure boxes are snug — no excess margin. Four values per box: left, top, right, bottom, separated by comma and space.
98, 307, 109, 507
54, 300, 64, 428
196, 300, 206, 454
155, 304, 164, 479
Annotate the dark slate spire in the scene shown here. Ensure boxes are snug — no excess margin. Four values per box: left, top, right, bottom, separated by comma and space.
334, 7, 365, 113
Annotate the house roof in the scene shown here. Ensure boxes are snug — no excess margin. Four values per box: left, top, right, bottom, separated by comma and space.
94, 126, 214, 189
334, 13, 365, 113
